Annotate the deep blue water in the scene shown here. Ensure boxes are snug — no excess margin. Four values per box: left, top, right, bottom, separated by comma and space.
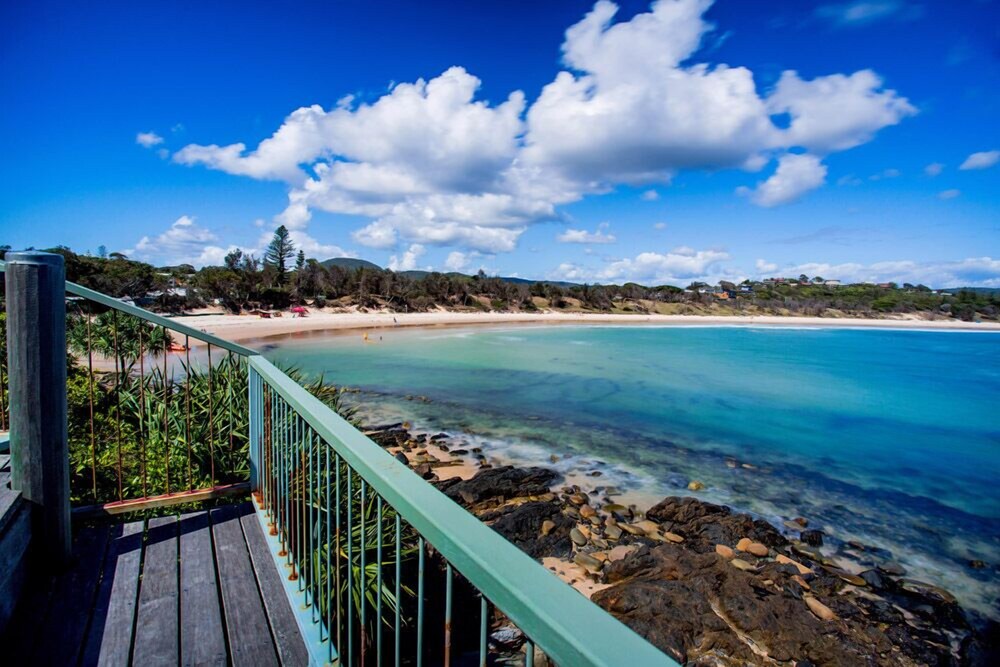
264, 324, 1000, 617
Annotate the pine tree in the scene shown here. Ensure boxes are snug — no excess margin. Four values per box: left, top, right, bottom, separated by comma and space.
264, 226, 296, 283
295, 249, 306, 272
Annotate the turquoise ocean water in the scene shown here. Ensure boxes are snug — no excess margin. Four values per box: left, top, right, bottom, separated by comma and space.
262, 324, 1000, 618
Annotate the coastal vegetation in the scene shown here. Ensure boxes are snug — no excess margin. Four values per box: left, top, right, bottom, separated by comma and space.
2, 237, 998, 322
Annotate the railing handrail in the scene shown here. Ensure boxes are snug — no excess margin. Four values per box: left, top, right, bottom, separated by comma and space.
249, 355, 675, 667
0, 259, 258, 357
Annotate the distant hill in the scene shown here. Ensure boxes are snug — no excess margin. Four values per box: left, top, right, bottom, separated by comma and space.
320, 257, 382, 271
321, 257, 581, 287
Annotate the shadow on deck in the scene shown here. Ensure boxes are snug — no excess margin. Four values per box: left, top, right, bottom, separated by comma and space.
1, 501, 309, 666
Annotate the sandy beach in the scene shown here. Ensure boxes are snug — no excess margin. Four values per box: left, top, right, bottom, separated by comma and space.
167, 308, 1000, 345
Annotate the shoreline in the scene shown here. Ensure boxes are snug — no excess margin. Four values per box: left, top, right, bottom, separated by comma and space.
167, 308, 1000, 345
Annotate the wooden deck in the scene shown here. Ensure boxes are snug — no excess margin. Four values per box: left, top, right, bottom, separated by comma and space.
1, 501, 309, 666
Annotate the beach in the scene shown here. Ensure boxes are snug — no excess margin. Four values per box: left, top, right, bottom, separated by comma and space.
168, 308, 1000, 343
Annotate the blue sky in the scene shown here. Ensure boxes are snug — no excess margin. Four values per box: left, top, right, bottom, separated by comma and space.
2, 0, 998, 287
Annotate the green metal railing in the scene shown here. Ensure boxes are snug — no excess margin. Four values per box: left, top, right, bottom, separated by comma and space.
2, 257, 675, 665
248, 356, 674, 666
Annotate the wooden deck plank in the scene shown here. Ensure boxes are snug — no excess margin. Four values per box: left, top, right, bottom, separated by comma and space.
179, 511, 227, 667
241, 509, 310, 666
212, 503, 280, 667
34, 524, 111, 665
132, 515, 180, 667
81, 520, 145, 667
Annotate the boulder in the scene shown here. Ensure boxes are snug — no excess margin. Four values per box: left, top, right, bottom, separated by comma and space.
438, 466, 558, 507
645, 496, 788, 553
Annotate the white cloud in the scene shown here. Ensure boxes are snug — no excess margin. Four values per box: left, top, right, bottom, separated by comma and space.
444, 251, 472, 271
558, 223, 616, 244
959, 150, 999, 171
388, 244, 426, 271
129, 215, 220, 266
815, 2, 918, 27
924, 162, 944, 177
938, 189, 961, 200
597, 246, 731, 283
767, 70, 915, 153
641, 189, 660, 201
772, 257, 1000, 288
136, 131, 164, 148
172, 0, 916, 254
739, 153, 828, 207
653, 222, 667, 230
755, 259, 779, 274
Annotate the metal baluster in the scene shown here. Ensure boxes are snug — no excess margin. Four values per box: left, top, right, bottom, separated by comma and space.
283, 399, 290, 563
162, 326, 170, 495
417, 536, 425, 667
138, 325, 147, 497
360, 479, 367, 665
309, 429, 316, 620
335, 452, 343, 657
377, 496, 383, 667
347, 466, 354, 666
479, 596, 488, 667
444, 563, 453, 667
395, 514, 401, 667
185, 336, 193, 490
325, 437, 333, 662
112, 310, 123, 502
227, 350, 234, 454
85, 309, 97, 501
278, 398, 287, 558
207, 344, 215, 487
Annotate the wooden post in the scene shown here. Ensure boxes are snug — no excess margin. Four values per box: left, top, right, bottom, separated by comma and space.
5, 251, 72, 565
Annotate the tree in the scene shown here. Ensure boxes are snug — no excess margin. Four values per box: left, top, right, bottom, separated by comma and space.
97, 245, 108, 259
264, 226, 296, 283
224, 248, 244, 271
295, 249, 306, 272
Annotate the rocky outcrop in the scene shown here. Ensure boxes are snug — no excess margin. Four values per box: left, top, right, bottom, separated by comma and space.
645, 496, 788, 553
364, 425, 998, 665
437, 465, 558, 508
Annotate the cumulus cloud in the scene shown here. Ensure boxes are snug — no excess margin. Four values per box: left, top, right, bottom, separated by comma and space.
557, 245, 731, 284
755, 259, 779, 274
766, 70, 915, 153
641, 189, 660, 201
558, 223, 616, 244
738, 153, 827, 207
762, 257, 1000, 288
136, 131, 164, 148
172, 0, 915, 254
924, 162, 944, 177
388, 244, 426, 271
959, 150, 999, 170
444, 251, 473, 271
938, 189, 961, 200
129, 215, 221, 266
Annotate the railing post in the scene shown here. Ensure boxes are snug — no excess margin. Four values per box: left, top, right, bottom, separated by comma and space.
5, 251, 72, 565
